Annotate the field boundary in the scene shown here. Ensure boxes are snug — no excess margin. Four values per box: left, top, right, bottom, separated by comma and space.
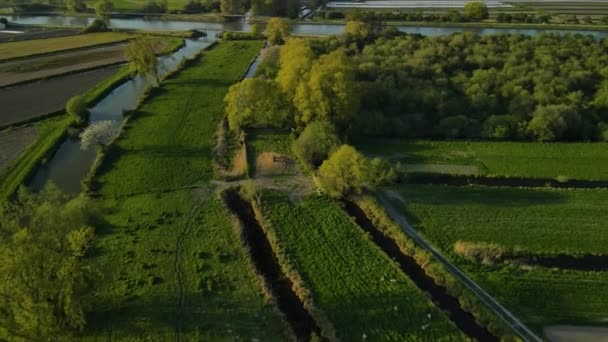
404, 173, 608, 189
375, 192, 543, 342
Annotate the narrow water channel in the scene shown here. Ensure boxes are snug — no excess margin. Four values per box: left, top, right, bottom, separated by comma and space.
28, 37, 215, 194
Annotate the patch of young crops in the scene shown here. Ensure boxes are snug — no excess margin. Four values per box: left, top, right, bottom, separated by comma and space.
392, 184, 608, 255
356, 139, 608, 180
260, 191, 464, 341
389, 184, 608, 330
84, 191, 284, 340
96, 40, 264, 196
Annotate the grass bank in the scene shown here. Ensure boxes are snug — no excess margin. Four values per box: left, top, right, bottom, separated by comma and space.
356, 139, 608, 180
83, 40, 287, 339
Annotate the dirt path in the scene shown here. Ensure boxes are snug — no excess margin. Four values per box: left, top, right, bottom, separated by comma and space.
378, 190, 542, 342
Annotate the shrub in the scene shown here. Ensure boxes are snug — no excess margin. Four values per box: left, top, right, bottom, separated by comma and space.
453, 241, 508, 265
527, 104, 580, 141
66, 95, 88, 123
255, 45, 280, 78
464, 2, 488, 21
366, 157, 398, 186
81, 19, 108, 33
482, 115, 518, 140
293, 121, 340, 167
435, 115, 477, 139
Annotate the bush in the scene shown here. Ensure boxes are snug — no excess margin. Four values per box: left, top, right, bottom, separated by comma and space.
316, 145, 367, 198
453, 241, 508, 265
326, 11, 345, 20
482, 115, 518, 140
293, 121, 340, 167
435, 115, 477, 139
366, 157, 398, 186
81, 19, 108, 33
255, 45, 280, 78
66, 95, 88, 123
464, 2, 488, 21
527, 104, 580, 141
222, 31, 259, 40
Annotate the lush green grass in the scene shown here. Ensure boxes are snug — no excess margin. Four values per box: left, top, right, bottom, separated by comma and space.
85, 191, 285, 340
387, 184, 608, 330
84, 0, 192, 11
85, 40, 286, 339
0, 116, 71, 201
260, 191, 464, 341
96, 40, 264, 196
247, 129, 294, 157
0, 32, 131, 61
356, 139, 608, 180
391, 184, 608, 255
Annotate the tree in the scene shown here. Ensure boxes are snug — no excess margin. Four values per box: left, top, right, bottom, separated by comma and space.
527, 104, 580, 142
80, 120, 115, 150
264, 17, 290, 45
316, 145, 367, 198
126, 37, 160, 84
276, 38, 313, 99
464, 1, 488, 21
224, 78, 291, 130
293, 49, 359, 131
221, 0, 241, 14
0, 186, 97, 341
482, 115, 518, 139
292, 121, 340, 167
64, 0, 86, 12
255, 45, 280, 78
94, 0, 113, 21
344, 20, 371, 42
366, 157, 398, 186
66, 95, 88, 124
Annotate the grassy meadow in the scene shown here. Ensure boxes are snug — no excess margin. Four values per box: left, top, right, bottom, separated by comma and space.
357, 139, 608, 180
84, 40, 287, 339
386, 184, 608, 331
95, 40, 263, 196
259, 191, 465, 341
0, 32, 131, 61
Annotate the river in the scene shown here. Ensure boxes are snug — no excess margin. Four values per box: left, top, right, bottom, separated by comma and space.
7, 14, 608, 38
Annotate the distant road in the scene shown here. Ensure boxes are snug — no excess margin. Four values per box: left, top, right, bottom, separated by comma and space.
377, 190, 543, 342
327, 0, 512, 9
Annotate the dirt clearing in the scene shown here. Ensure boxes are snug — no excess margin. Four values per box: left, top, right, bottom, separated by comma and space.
0, 126, 38, 173
255, 152, 297, 176
544, 325, 608, 342
0, 67, 119, 127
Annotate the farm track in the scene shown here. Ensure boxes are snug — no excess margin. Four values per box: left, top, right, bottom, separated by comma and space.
341, 199, 499, 342
375, 192, 543, 342
223, 190, 322, 342
173, 203, 201, 342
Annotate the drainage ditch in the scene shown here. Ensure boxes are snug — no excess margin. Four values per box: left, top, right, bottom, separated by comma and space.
223, 190, 323, 342
406, 173, 608, 189
342, 200, 499, 342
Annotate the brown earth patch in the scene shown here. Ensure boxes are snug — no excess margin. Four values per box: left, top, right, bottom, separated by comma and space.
255, 152, 296, 177
0, 126, 38, 174
544, 325, 608, 342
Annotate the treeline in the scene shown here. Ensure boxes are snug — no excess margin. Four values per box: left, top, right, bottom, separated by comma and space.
331, 26, 608, 142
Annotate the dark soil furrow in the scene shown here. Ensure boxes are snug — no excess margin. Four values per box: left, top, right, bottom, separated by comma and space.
513, 254, 608, 272
342, 200, 499, 342
406, 173, 608, 189
223, 190, 322, 342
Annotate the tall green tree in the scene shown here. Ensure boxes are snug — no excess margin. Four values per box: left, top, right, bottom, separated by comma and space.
293, 120, 340, 166
316, 145, 367, 198
293, 49, 359, 130
94, 0, 113, 21
264, 17, 290, 45
464, 1, 489, 21
276, 38, 313, 99
224, 78, 291, 130
126, 37, 160, 84
0, 186, 97, 341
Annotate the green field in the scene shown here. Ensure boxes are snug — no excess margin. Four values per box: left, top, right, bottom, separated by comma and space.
386, 184, 608, 330
95, 41, 263, 196
259, 191, 464, 341
0, 32, 131, 61
356, 139, 608, 180
84, 40, 286, 339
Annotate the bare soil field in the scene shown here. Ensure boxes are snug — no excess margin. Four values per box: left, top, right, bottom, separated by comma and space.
0, 27, 80, 43
0, 67, 119, 127
544, 325, 608, 342
0, 39, 171, 87
0, 126, 37, 173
